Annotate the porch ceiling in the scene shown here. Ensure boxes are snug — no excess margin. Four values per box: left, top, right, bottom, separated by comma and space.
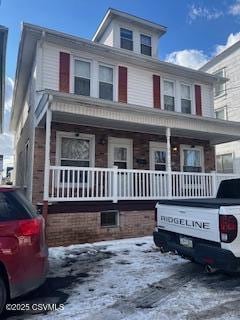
38, 91, 240, 145
49, 111, 238, 145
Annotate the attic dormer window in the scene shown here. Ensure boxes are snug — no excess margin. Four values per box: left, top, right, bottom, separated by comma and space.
140, 34, 152, 56
120, 28, 133, 51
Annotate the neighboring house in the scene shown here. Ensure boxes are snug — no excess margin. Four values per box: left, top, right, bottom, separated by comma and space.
11, 9, 240, 246
201, 41, 240, 174
0, 26, 8, 184
0, 25, 8, 133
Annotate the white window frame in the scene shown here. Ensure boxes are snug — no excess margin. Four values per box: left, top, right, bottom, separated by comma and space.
140, 33, 152, 56
180, 83, 193, 114
120, 27, 133, 51
180, 145, 204, 172
98, 62, 115, 101
215, 106, 228, 120
162, 79, 176, 112
108, 137, 133, 169
213, 68, 226, 98
149, 141, 167, 170
71, 56, 93, 96
56, 131, 95, 167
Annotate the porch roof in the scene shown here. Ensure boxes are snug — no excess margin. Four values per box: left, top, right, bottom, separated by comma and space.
37, 90, 240, 145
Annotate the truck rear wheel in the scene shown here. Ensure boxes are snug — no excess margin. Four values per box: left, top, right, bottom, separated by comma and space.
0, 277, 7, 314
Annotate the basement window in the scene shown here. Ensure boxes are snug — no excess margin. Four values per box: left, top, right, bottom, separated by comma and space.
101, 210, 119, 227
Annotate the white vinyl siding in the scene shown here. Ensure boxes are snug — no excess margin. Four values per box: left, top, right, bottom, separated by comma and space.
128, 66, 153, 107
39, 43, 214, 116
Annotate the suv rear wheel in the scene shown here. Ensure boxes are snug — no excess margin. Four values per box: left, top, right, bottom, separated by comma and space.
0, 277, 7, 314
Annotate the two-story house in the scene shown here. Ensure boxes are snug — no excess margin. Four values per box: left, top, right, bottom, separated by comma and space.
11, 9, 240, 246
201, 41, 240, 174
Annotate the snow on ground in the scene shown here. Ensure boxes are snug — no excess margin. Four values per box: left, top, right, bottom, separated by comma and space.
5, 236, 240, 320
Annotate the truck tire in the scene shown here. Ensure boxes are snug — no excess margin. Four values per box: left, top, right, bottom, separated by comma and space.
0, 277, 7, 314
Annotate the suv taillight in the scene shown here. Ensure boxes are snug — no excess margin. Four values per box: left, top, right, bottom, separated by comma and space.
18, 217, 42, 236
219, 215, 238, 243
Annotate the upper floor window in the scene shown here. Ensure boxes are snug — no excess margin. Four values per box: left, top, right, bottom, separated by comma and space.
163, 80, 175, 111
120, 28, 133, 51
99, 65, 113, 101
214, 68, 226, 97
140, 34, 152, 56
215, 106, 227, 120
74, 60, 91, 96
181, 84, 192, 114
217, 153, 233, 173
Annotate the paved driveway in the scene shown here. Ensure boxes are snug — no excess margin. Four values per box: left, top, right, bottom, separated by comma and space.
3, 237, 240, 320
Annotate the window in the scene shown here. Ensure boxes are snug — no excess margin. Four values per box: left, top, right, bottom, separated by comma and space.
181, 146, 203, 172
99, 65, 113, 101
0, 190, 38, 222
154, 151, 166, 171
215, 106, 227, 120
120, 28, 133, 51
74, 60, 91, 96
181, 84, 192, 114
101, 211, 119, 227
163, 80, 175, 111
57, 132, 95, 183
114, 147, 127, 169
214, 69, 226, 97
217, 154, 233, 173
140, 34, 152, 56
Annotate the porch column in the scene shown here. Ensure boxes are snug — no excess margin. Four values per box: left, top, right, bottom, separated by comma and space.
43, 108, 52, 212
166, 127, 172, 199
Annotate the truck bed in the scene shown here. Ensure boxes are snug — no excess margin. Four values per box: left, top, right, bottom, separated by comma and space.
157, 198, 240, 209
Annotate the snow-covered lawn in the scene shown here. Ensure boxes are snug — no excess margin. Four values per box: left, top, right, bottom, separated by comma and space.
5, 236, 240, 320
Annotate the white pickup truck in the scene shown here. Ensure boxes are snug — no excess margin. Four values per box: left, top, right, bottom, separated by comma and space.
153, 179, 240, 273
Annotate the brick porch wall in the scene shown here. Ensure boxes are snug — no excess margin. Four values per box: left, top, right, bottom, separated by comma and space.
32, 122, 215, 204
46, 210, 155, 247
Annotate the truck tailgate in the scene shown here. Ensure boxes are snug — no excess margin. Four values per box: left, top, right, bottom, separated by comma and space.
156, 204, 220, 242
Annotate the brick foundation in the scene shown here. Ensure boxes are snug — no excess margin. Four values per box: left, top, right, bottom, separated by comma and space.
46, 210, 155, 247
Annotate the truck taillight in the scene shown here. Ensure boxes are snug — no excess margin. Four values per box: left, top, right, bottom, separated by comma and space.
154, 207, 158, 224
219, 215, 238, 243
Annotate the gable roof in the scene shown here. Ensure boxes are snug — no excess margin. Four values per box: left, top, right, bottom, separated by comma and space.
92, 8, 167, 42
200, 40, 240, 71
0, 26, 8, 133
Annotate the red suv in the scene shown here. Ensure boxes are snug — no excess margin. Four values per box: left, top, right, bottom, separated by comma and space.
0, 187, 48, 313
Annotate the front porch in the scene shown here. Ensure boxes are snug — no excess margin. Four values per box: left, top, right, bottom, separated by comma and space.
48, 166, 237, 202
34, 91, 240, 205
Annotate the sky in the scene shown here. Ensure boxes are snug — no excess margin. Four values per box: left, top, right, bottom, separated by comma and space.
1, 0, 240, 172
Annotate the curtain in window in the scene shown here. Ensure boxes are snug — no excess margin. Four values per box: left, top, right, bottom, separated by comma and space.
61, 138, 90, 160
75, 60, 90, 78
99, 66, 113, 83
181, 84, 191, 99
164, 81, 174, 96
184, 150, 200, 167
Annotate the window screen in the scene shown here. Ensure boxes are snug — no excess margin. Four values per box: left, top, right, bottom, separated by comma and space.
101, 210, 119, 227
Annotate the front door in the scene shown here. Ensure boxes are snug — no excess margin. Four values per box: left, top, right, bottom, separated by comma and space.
108, 137, 133, 169
108, 138, 133, 197
149, 142, 167, 171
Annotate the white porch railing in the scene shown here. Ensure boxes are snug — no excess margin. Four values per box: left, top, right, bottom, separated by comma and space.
47, 166, 240, 202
